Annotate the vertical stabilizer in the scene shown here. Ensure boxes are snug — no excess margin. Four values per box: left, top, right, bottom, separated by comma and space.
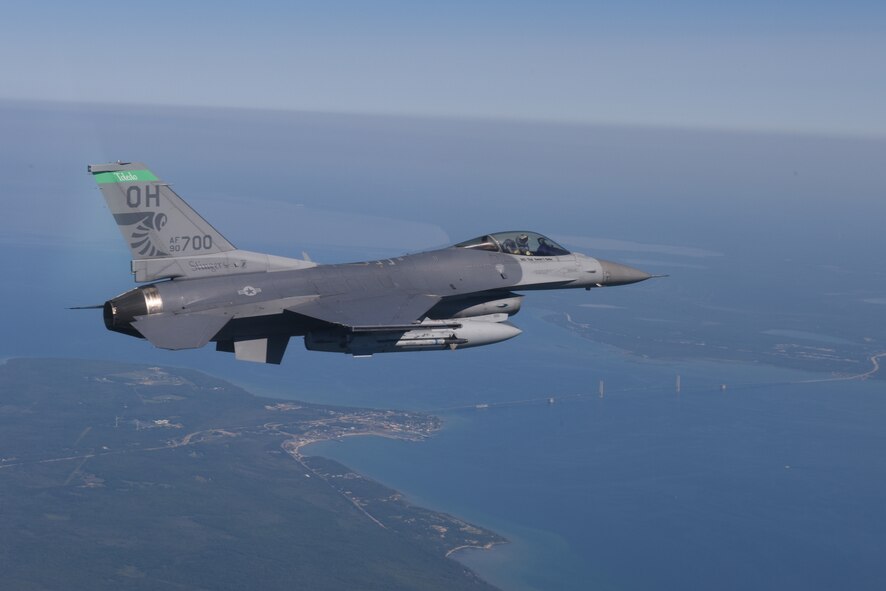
90, 162, 316, 282
90, 162, 235, 259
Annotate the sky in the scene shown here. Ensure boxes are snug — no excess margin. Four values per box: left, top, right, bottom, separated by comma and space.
2, 1, 885, 137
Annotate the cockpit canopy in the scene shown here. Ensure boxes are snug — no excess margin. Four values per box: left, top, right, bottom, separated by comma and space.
454, 231, 571, 257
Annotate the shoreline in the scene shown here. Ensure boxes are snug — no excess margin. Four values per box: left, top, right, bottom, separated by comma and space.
280, 420, 509, 560
446, 540, 508, 558
795, 352, 886, 384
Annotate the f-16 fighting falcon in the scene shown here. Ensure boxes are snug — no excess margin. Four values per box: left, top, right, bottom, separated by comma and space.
88, 162, 655, 364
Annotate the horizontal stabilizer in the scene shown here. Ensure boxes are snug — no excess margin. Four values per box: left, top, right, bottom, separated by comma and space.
132, 313, 229, 350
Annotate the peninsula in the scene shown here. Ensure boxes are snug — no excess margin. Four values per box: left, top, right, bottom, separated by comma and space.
0, 358, 503, 590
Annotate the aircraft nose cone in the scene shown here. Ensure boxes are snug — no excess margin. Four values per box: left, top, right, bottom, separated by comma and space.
598, 259, 652, 286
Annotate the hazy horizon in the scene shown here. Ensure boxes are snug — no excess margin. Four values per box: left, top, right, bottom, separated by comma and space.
4, 1, 886, 137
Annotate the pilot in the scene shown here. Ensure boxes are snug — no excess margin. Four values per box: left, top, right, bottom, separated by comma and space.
516, 233, 532, 255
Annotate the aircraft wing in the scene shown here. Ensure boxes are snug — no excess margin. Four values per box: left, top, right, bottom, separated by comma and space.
286, 292, 441, 329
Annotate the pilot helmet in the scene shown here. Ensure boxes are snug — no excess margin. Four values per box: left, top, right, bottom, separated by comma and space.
517, 233, 529, 246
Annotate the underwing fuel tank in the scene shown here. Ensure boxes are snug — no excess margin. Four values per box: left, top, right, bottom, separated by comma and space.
427, 294, 523, 319
304, 314, 521, 355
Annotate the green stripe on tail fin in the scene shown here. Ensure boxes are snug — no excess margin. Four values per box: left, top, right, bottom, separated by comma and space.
93, 170, 159, 184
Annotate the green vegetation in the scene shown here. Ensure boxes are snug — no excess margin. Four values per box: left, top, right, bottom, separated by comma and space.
0, 359, 500, 590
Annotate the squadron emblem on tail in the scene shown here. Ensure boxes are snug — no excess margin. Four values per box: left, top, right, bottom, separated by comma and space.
112, 212, 169, 256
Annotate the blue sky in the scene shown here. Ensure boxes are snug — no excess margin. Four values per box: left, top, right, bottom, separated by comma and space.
2, 1, 885, 136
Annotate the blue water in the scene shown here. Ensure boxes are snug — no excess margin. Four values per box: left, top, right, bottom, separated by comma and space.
307, 352, 886, 590
2, 101, 885, 590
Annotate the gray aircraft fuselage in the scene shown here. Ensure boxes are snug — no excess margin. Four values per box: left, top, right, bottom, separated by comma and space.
90, 162, 654, 364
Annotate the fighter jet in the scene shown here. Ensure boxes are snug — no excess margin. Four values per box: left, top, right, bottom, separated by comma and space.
88, 162, 654, 364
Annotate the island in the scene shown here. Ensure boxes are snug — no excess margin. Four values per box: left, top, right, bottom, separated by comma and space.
0, 358, 504, 590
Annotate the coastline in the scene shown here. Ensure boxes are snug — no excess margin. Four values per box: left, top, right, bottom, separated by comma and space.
0, 358, 509, 590
288, 418, 509, 560
446, 540, 508, 558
